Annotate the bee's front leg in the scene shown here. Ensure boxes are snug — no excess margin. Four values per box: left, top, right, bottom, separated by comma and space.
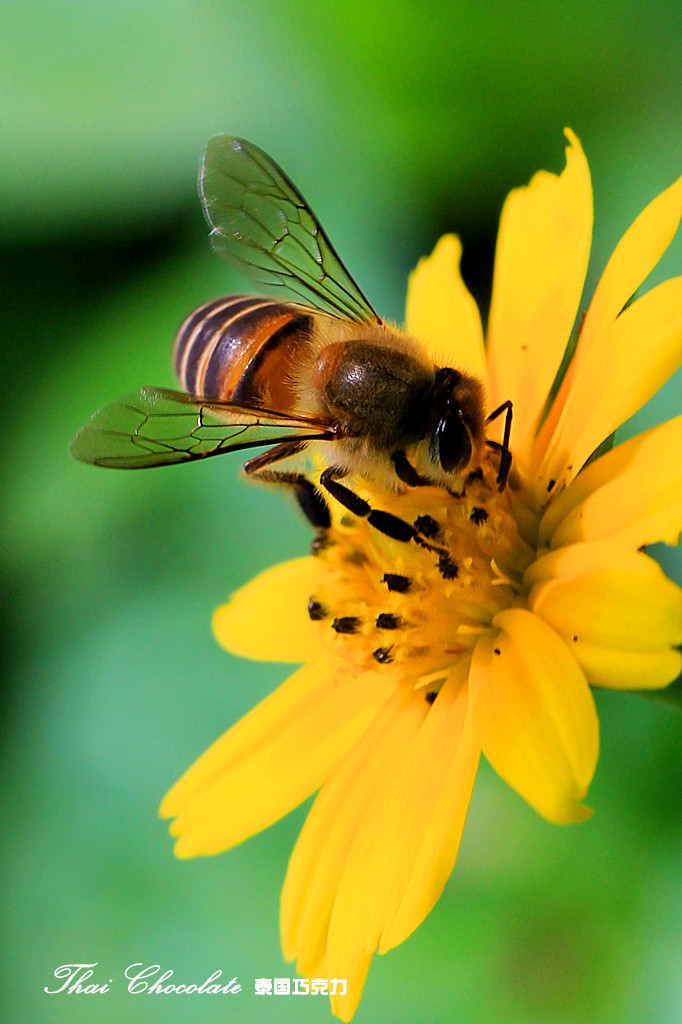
390, 449, 428, 487
485, 399, 513, 489
319, 467, 458, 579
319, 466, 416, 542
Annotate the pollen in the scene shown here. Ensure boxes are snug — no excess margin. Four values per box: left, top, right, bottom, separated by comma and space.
309, 454, 535, 693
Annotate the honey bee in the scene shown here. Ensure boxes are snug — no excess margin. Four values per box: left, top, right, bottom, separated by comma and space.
71, 136, 512, 548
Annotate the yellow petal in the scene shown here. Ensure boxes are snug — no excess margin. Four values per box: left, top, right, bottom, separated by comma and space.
469, 610, 598, 824
534, 173, 682, 465
325, 694, 430, 972
281, 686, 420, 968
405, 234, 487, 383
377, 670, 480, 953
567, 172, 682, 381
284, 686, 428, 1018
486, 129, 592, 458
329, 954, 372, 1022
534, 277, 682, 495
161, 657, 329, 815
161, 661, 396, 856
297, 951, 371, 1022
311, 666, 479, 984
538, 416, 682, 550
212, 556, 324, 662
525, 538, 668, 586
571, 643, 681, 691
527, 542, 682, 688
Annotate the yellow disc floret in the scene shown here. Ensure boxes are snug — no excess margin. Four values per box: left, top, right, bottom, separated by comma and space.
308, 453, 535, 689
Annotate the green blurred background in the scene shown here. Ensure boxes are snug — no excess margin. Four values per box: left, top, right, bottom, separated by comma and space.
2, 2, 680, 1022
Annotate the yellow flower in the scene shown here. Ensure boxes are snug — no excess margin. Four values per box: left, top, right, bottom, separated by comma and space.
160, 130, 682, 1021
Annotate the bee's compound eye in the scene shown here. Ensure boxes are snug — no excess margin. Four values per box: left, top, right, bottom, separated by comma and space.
435, 410, 472, 473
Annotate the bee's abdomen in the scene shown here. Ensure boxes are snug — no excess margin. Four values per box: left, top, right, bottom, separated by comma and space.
173, 295, 312, 407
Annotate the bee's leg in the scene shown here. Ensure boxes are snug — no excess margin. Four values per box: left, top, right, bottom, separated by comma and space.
390, 450, 428, 486
485, 400, 513, 489
242, 440, 309, 475
319, 466, 415, 541
243, 442, 330, 529
320, 467, 458, 578
320, 467, 458, 577
486, 441, 512, 491
255, 470, 331, 529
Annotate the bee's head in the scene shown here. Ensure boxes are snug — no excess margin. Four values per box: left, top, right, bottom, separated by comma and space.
429, 368, 485, 477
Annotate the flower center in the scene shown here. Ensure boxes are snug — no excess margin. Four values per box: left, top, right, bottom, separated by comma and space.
307, 454, 535, 693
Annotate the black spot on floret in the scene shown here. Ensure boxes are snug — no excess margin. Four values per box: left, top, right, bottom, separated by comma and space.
332, 616, 361, 634
376, 613, 401, 630
382, 573, 412, 593
307, 598, 327, 621
438, 555, 459, 579
414, 514, 440, 538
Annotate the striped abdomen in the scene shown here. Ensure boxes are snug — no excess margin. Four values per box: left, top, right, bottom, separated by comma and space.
173, 295, 312, 409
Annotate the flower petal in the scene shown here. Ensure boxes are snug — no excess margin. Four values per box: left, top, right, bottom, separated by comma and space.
281, 686, 421, 970
283, 684, 431, 1018
534, 278, 682, 494
312, 666, 478, 981
570, 644, 681, 691
288, 951, 370, 1022
160, 660, 396, 856
330, 954, 372, 1022
405, 234, 487, 383
527, 542, 682, 689
568, 172, 682, 379
469, 609, 598, 824
377, 671, 480, 953
533, 173, 682, 466
325, 693, 430, 972
212, 556, 323, 662
538, 415, 682, 550
486, 129, 592, 457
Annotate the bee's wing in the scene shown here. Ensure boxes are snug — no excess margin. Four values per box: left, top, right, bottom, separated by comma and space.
200, 135, 381, 325
70, 386, 336, 469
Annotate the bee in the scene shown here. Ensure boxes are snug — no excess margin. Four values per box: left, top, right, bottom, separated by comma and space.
71, 136, 512, 548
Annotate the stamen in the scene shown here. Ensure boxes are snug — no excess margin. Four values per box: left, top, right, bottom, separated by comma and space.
307, 598, 327, 621
382, 573, 412, 593
414, 514, 440, 538
376, 613, 401, 630
307, 450, 528, 682
437, 554, 459, 579
489, 558, 519, 590
417, 669, 448, 687
332, 616, 362, 634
